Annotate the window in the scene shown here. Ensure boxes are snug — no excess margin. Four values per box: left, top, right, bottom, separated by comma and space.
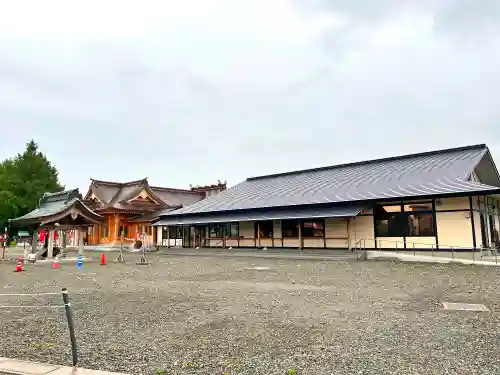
302, 220, 325, 237
282, 219, 300, 237
374, 203, 435, 237
254, 221, 273, 238
226, 223, 239, 237
162, 227, 168, 239
490, 215, 499, 245
209, 224, 225, 238
403, 202, 432, 212
167, 226, 182, 239
407, 213, 434, 236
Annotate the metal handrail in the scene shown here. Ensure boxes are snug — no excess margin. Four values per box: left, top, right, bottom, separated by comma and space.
354, 237, 499, 264
362, 238, 478, 250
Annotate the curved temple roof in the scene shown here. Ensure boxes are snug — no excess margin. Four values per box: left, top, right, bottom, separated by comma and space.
12, 189, 104, 227
85, 178, 206, 211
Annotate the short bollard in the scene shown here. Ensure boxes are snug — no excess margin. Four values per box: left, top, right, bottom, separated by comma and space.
62, 288, 78, 367
76, 255, 83, 269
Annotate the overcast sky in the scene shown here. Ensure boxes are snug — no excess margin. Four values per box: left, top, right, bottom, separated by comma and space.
0, 0, 499, 192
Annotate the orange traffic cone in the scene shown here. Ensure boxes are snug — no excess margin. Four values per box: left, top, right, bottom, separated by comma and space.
15, 257, 24, 272
52, 256, 60, 269
100, 252, 106, 266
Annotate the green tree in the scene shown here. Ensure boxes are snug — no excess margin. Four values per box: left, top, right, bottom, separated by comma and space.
0, 140, 64, 231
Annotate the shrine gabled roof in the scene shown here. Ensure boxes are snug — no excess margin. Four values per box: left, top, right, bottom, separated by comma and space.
84, 178, 205, 210
11, 189, 104, 226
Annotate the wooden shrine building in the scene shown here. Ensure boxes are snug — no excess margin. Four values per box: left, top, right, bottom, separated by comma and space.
11, 189, 104, 258
82, 178, 226, 245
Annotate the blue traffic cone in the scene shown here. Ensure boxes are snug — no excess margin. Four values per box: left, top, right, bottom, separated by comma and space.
76, 255, 83, 269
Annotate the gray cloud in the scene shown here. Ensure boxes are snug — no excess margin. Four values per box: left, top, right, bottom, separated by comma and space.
0, 0, 499, 193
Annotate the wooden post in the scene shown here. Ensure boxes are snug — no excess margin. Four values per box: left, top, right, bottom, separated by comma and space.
272, 221, 275, 248
193, 227, 196, 248
26, 231, 37, 259
298, 223, 302, 250
30, 231, 37, 253
78, 228, 84, 256
47, 230, 54, 258
167, 227, 170, 248
347, 219, 351, 250
257, 223, 261, 248
223, 227, 226, 248
115, 214, 119, 242
353, 217, 357, 250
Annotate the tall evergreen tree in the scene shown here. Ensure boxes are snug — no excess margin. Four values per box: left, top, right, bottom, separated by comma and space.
0, 140, 64, 230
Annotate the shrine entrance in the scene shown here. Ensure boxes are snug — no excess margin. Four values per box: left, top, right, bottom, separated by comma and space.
10, 189, 104, 259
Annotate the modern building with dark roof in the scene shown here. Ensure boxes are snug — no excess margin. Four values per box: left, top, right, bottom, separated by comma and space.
82, 178, 226, 245
153, 144, 500, 251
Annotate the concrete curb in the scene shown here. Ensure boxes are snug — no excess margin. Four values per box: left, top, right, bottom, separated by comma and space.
159, 250, 357, 261
0, 357, 129, 375
366, 251, 500, 266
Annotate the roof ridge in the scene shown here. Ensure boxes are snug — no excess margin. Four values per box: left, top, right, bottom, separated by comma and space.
150, 186, 201, 194
43, 189, 78, 197
90, 178, 148, 186
247, 144, 488, 181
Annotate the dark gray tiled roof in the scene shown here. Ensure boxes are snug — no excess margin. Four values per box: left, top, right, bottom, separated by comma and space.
149, 187, 205, 206
12, 189, 103, 222
155, 205, 363, 226
160, 144, 500, 217
126, 207, 178, 223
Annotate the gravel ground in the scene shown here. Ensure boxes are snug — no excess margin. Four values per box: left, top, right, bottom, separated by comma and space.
1, 255, 500, 375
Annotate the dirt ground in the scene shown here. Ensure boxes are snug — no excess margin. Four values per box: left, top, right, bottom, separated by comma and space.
0, 255, 499, 375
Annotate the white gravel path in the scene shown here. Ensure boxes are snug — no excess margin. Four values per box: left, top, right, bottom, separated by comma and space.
0, 255, 499, 374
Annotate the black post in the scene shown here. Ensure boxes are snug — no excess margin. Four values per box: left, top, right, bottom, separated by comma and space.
469, 196, 477, 250
431, 199, 439, 251
62, 288, 78, 366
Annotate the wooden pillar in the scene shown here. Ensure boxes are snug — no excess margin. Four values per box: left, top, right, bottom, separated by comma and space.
352, 217, 357, 250
26, 231, 37, 258
298, 223, 302, 250
167, 227, 170, 248
47, 230, 54, 258
272, 221, 275, 248
431, 198, 439, 250
115, 214, 119, 241
31, 231, 38, 253
257, 223, 261, 248
78, 227, 84, 256
222, 226, 226, 248
468, 196, 477, 250
62, 231, 67, 249
347, 218, 351, 250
